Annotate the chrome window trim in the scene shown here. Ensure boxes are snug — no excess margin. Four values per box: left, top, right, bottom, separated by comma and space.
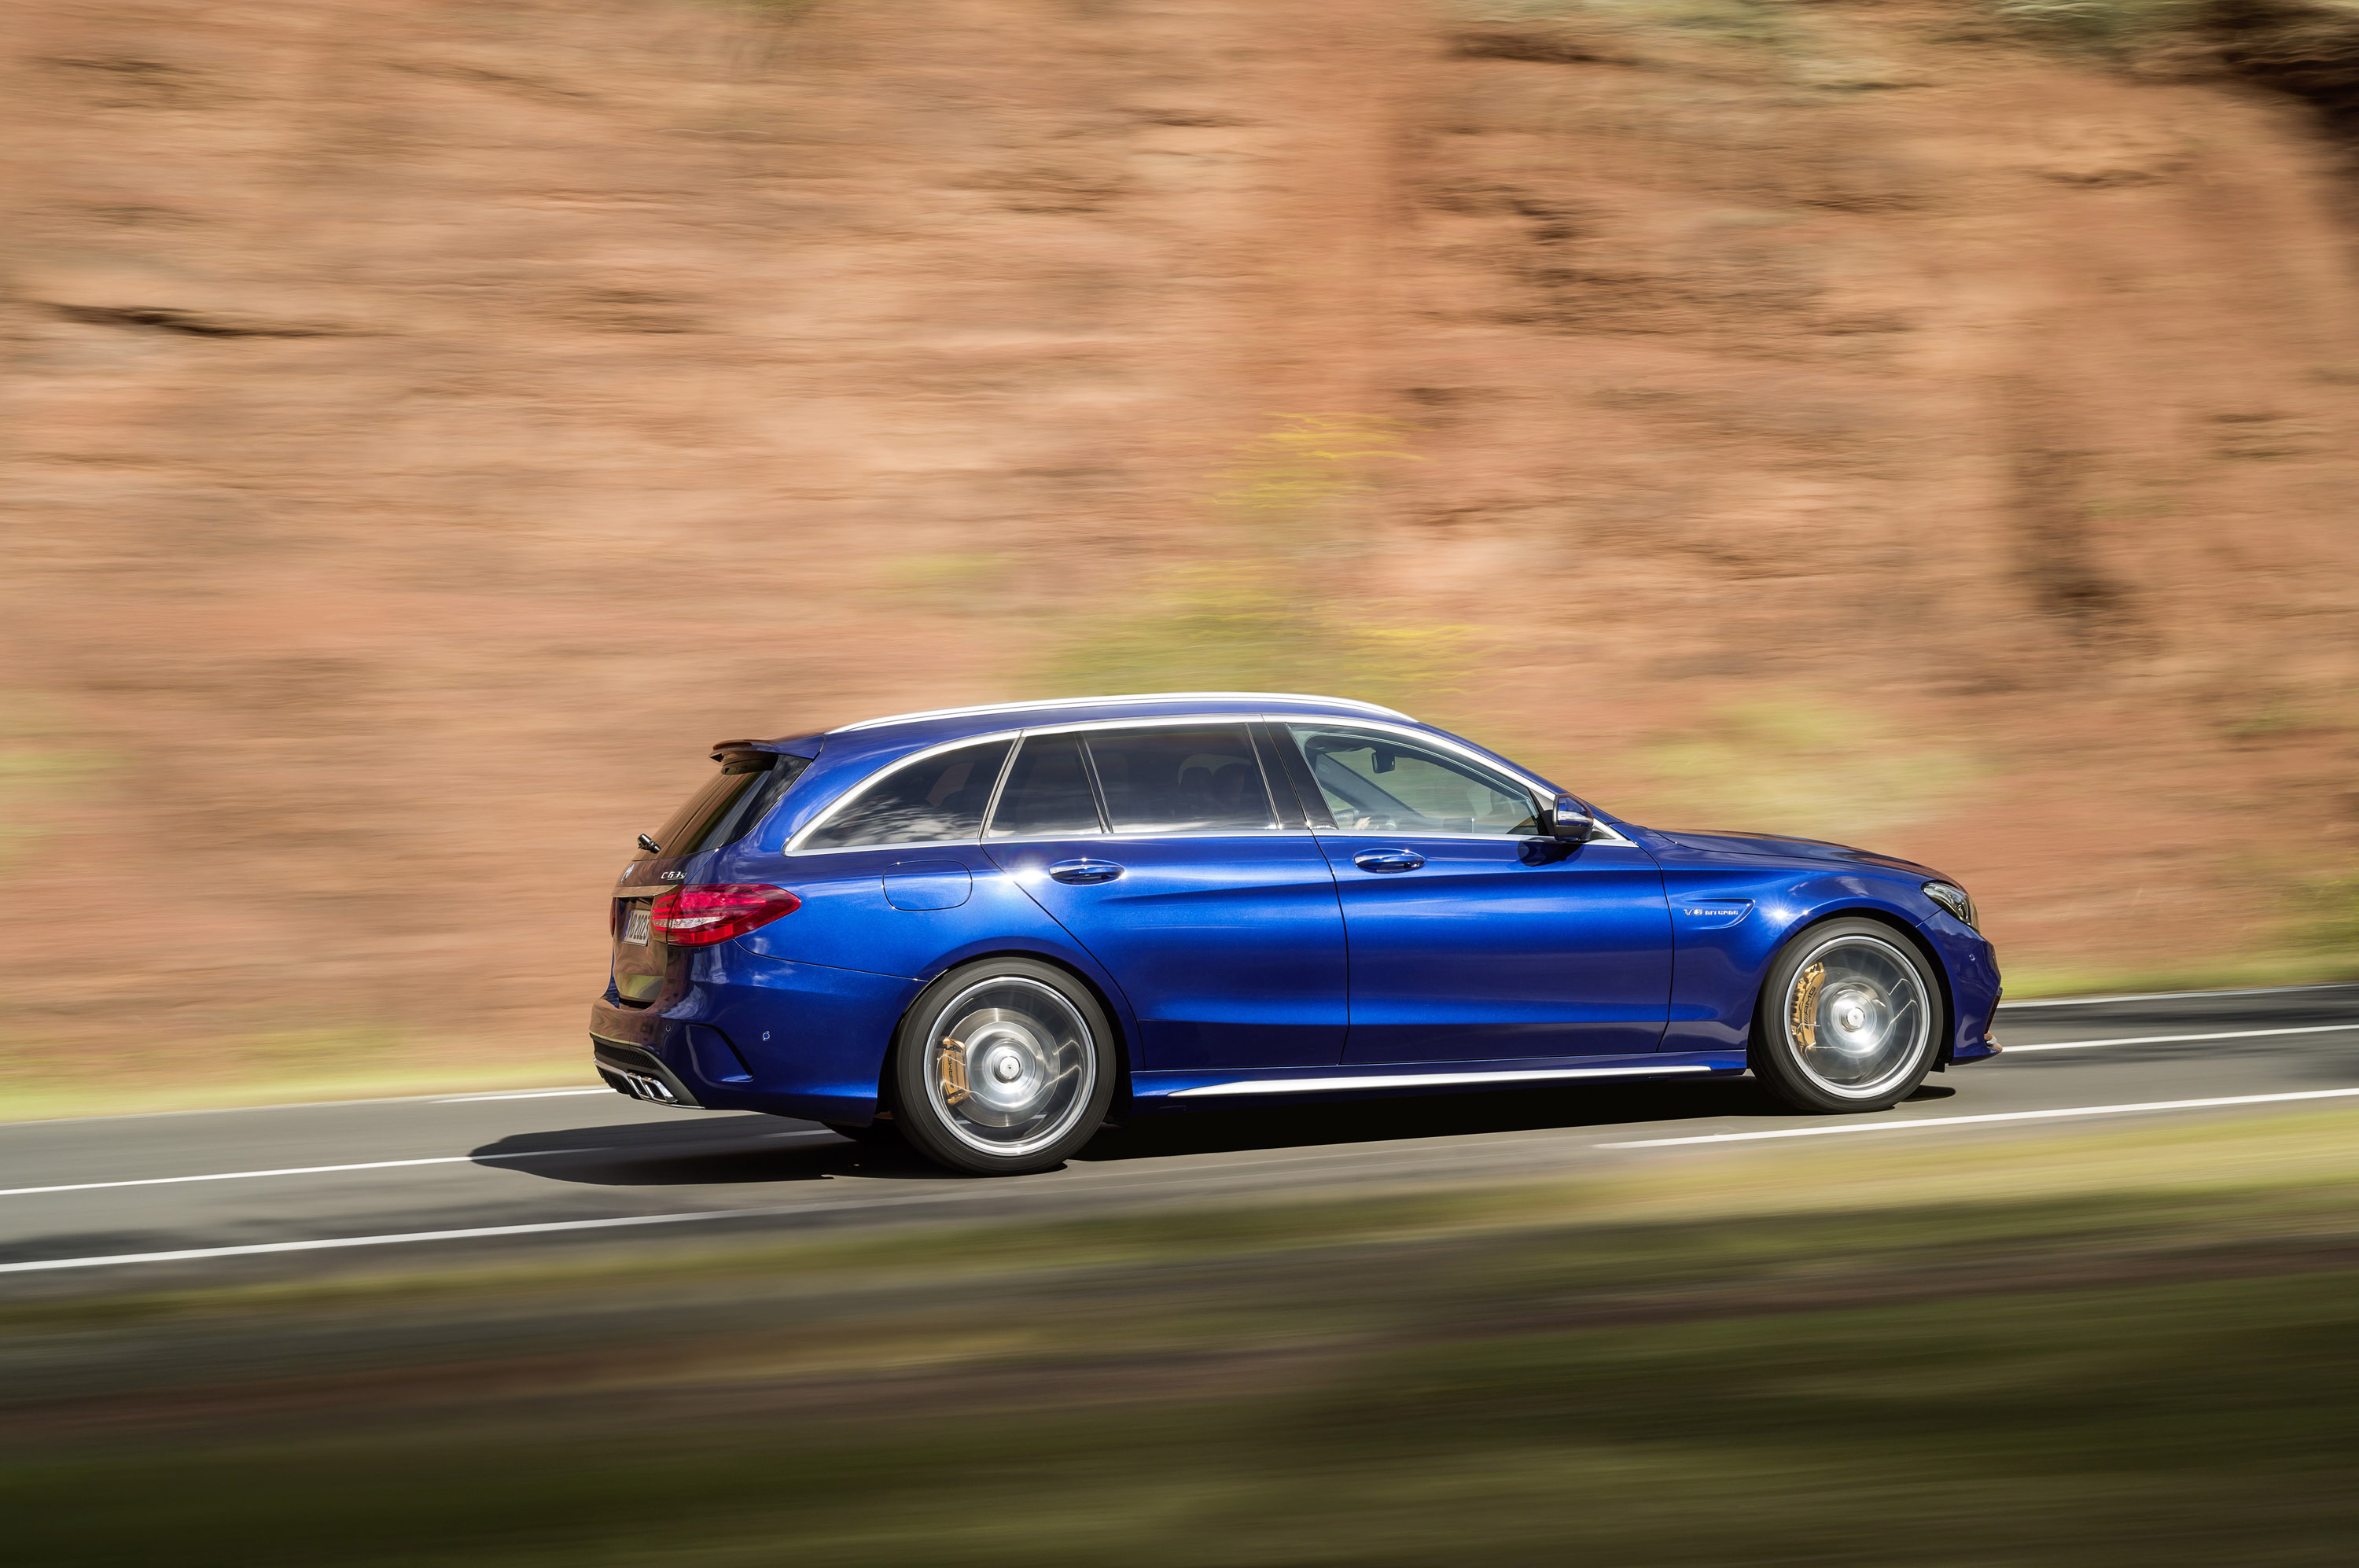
987, 830, 1324, 847
1321, 827, 1636, 846
829, 691, 1412, 734
783, 731, 1020, 854
1265, 715, 1635, 848
782, 714, 1632, 854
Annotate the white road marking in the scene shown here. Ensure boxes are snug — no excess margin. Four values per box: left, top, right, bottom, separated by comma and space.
2003, 1022, 2359, 1053
1599, 1087, 2359, 1148
0, 1161, 1351, 1275
0, 1131, 844, 1198
434, 1088, 613, 1103
0, 1208, 799, 1275
0, 1145, 1594, 1276
1, 1084, 631, 1127
0, 1153, 589, 1198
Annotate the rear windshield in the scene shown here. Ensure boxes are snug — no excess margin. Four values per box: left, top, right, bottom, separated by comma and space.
639, 752, 811, 861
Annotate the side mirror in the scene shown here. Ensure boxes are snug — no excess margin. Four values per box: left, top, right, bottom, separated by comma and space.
1543, 795, 1595, 841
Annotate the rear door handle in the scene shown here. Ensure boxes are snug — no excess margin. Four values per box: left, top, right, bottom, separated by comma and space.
1047, 858, 1124, 885
1352, 848, 1426, 874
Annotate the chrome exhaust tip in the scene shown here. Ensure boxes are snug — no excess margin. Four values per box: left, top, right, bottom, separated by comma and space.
615, 1069, 681, 1104
591, 1038, 705, 1109
598, 1066, 678, 1104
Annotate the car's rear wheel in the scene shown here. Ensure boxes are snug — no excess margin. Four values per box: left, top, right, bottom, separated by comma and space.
889, 958, 1117, 1175
1753, 918, 1942, 1113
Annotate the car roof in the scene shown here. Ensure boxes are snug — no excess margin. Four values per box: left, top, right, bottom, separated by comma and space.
741, 692, 1411, 757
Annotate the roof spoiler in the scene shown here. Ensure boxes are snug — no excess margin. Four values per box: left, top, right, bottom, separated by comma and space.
710, 734, 826, 762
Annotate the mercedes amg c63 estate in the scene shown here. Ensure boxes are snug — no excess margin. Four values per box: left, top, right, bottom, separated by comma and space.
592, 693, 2000, 1173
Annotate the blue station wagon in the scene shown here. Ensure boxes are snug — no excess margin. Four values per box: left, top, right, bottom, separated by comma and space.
593, 693, 2001, 1172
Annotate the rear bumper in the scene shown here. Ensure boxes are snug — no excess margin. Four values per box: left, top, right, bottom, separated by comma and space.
592, 1039, 703, 1107
588, 944, 920, 1124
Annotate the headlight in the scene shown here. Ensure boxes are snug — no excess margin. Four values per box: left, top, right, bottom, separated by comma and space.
1923, 882, 1977, 929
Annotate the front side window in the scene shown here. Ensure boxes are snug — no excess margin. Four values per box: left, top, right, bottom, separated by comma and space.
801, 738, 1011, 850
986, 734, 1103, 837
1084, 725, 1277, 834
1286, 727, 1537, 837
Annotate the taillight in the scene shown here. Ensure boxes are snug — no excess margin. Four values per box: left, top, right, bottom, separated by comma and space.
647, 883, 801, 947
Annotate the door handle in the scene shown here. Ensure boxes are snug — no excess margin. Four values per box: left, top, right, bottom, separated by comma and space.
1047, 858, 1124, 885
1352, 848, 1426, 874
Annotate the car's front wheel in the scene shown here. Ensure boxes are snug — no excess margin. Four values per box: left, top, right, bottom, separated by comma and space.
888, 958, 1117, 1175
1753, 918, 1942, 1113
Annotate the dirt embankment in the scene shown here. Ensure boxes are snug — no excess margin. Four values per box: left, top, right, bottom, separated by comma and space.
3, 0, 2357, 1091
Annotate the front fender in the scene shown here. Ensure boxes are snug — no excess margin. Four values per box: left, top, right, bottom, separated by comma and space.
1658, 870, 1990, 1058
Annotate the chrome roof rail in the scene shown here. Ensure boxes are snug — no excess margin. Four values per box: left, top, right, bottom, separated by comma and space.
826, 692, 1414, 734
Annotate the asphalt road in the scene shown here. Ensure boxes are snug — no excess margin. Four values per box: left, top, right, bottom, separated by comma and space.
5, 982, 2357, 1296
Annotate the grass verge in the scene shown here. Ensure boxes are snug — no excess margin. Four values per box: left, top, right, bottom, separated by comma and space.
0, 1053, 594, 1124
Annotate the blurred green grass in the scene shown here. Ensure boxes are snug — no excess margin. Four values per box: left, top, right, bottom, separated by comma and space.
1042, 416, 1474, 714
0, 1038, 592, 1124
1993, 0, 2210, 50
5, 1111, 2356, 1564
1635, 692, 1983, 841
0, 694, 113, 878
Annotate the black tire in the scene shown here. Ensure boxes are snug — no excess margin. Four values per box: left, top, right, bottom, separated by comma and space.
889, 958, 1117, 1175
1753, 918, 1944, 1113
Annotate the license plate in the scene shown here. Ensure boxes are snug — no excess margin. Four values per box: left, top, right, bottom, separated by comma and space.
623, 906, 652, 946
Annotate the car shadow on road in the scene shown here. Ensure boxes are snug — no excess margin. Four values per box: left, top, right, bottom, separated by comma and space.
473, 1079, 1960, 1187
1074, 1077, 1956, 1164
468, 1115, 956, 1186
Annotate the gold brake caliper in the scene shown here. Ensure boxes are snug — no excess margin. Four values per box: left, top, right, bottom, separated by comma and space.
938, 1036, 970, 1105
1790, 963, 1825, 1049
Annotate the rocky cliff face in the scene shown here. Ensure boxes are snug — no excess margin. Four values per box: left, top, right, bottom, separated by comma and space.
4, 0, 2356, 1087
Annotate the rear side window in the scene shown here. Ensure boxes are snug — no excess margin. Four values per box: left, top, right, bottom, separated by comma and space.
987, 734, 1103, 837
641, 752, 812, 860
1085, 725, 1276, 834
802, 738, 1013, 851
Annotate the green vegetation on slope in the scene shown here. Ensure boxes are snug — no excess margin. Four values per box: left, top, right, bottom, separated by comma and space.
1043, 417, 1471, 712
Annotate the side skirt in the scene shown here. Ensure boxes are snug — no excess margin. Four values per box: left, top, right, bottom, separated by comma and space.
1130, 1050, 1751, 1107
